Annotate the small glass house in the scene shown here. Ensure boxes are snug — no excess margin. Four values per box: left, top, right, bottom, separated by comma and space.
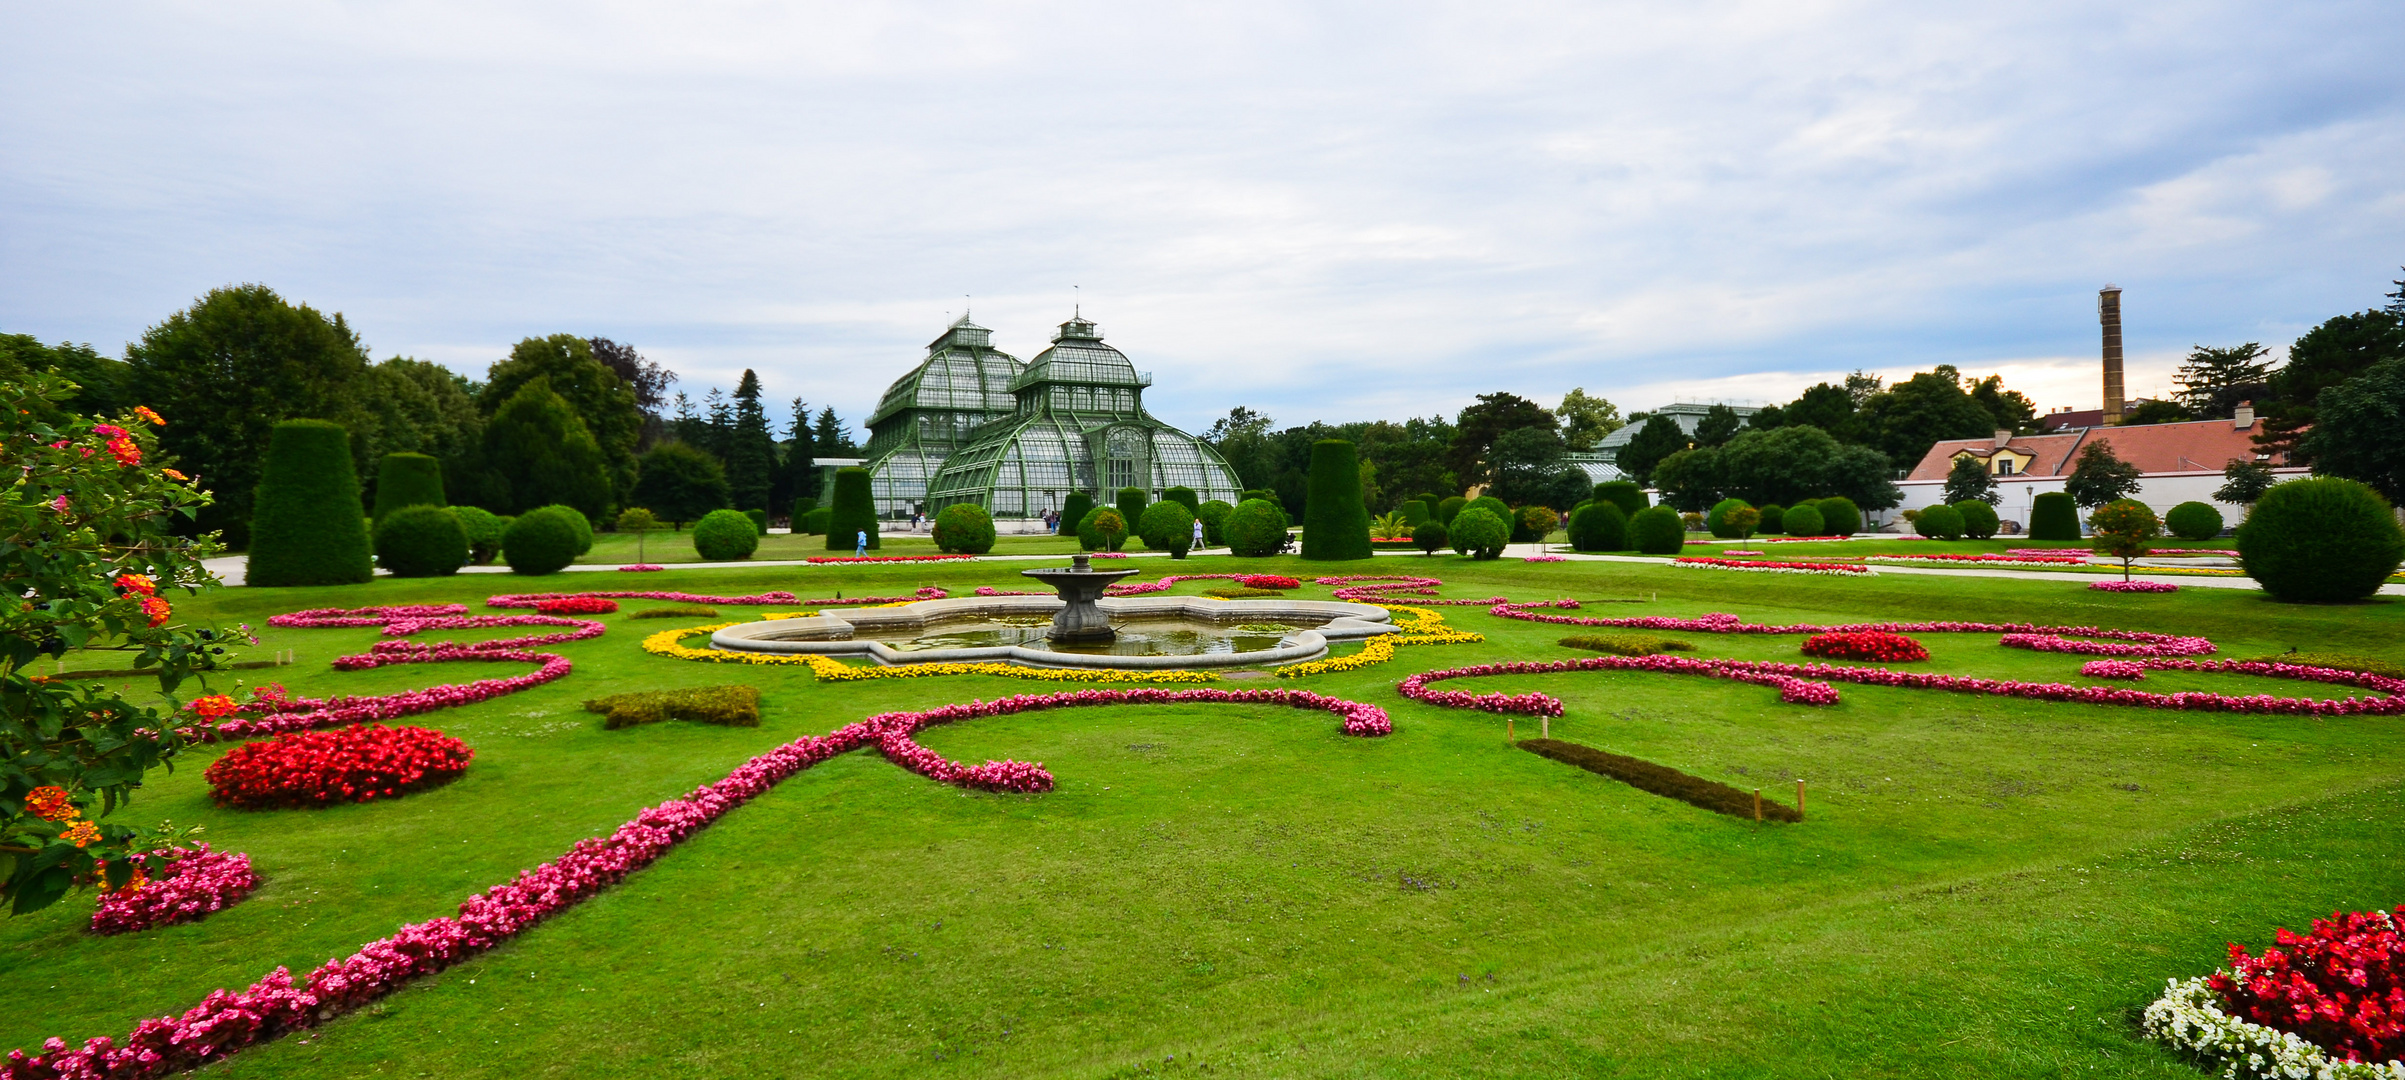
858, 317, 1024, 518
923, 316, 1241, 519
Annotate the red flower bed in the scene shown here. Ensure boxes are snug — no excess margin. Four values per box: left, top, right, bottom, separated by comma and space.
1800, 631, 1930, 663
1239, 574, 1302, 589
2210, 905, 2405, 1063
88, 845, 260, 936
534, 596, 618, 615
205, 724, 473, 809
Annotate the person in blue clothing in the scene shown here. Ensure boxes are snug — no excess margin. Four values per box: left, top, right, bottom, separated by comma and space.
855, 529, 867, 557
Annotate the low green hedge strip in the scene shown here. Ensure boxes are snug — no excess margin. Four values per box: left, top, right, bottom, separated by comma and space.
1518, 738, 1802, 823
583, 685, 762, 729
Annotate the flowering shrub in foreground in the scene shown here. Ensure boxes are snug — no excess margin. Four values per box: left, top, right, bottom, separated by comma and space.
1799, 631, 1929, 663
88, 846, 260, 936
2209, 905, 2405, 1064
2090, 580, 2178, 593
0, 688, 1389, 1079
1673, 557, 1874, 576
2144, 977, 2403, 1080
204, 725, 472, 809
2081, 660, 2147, 680
534, 596, 618, 615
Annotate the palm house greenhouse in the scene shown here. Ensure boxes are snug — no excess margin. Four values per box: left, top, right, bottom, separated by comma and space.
860, 314, 1241, 521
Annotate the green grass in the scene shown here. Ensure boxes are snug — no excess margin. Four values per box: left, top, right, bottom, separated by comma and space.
5, 555, 2404, 1077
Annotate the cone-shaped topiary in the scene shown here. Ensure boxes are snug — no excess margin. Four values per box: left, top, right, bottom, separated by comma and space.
1593, 481, 1647, 518
1196, 499, 1234, 546
934, 503, 997, 554
1449, 507, 1510, 558
1301, 440, 1372, 560
693, 508, 761, 561
1706, 498, 1753, 538
1116, 487, 1147, 535
1139, 500, 1196, 558
1757, 504, 1785, 534
1224, 499, 1287, 557
1818, 496, 1861, 536
1781, 503, 1824, 538
1912, 503, 1964, 539
2165, 501, 2224, 541
1630, 505, 1686, 554
1954, 500, 2000, 540
503, 507, 581, 575
1569, 501, 1628, 551
372, 453, 446, 522
452, 505, 506, 564
373, 505, 469, 577
1060, 492, 1095, 548
2028, 491, 2080, 540
2237, 477, 2405, 602
825, 467, 879, 551
248, 419, 373, 586
1437, 496, 1466, 524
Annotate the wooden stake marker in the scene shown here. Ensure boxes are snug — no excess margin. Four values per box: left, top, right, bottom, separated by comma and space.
1752, 788, 1763, 822
1796, 779, 1807, 820
1506, 718, 1514, 745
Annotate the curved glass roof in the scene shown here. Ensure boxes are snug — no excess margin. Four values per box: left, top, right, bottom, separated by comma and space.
859, 317, 1024, 517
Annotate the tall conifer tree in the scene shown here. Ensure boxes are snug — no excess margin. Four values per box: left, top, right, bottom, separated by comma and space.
726, 370, 776, 511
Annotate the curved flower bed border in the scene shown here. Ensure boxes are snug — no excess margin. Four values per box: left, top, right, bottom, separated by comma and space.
1869, 553, 2088, 567
0, 689, 1388, 1079
1673, 557, 1874, 576
88, 846, 260, 937
2144, 977, 2405, 1080
1314, 575, 1510, 607
1485, 608, 2217, 658
483, 587, 945, 610
2081, 660, 2147, 680
1274, 605, 1484, 678
2091, 580, 2178, 593
617, 564, 664, 572
1395, 655, 2405, 718
640, 624, 1219, 684
1101, 573, 1303, 597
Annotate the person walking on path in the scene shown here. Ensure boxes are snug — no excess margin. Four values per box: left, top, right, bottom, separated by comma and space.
1192, 518, 1206, 550
855, 530, 867, 557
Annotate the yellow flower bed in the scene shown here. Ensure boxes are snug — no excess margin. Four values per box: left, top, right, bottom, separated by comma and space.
1274, 604, 1483, 678
639, 624, 1216, 683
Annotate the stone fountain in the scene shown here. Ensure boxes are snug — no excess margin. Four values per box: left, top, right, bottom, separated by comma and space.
1019, 553, 1141, 643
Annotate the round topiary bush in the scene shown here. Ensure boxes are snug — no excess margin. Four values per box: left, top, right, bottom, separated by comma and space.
1437, 496, 1467, 524
2029, 491, 2081, 541
451, 505, 506, 565
1818, 497, 1861, 537
1781, 503, 1825, 538
1630, 505, 1686, 554
1465, 496, 1510, 525
933, 504, 997, 554
1757, 504, 1785, 534
1138, 500, 1196, 558
693, 509, 761, 561
1225, 499, 1287, 557
2165, 500, 2225, 541
528, 504, 594, 555
1449, 507, 1510, 558
1706, 498, 1754, 539
1593, 480, 1647, 519
2237, 477, 2405, 603
1954, 500, 2000, 540
1413, 519, 1448, 555
371, 452, 446, 522
1568, 502, 1628, 552
1079, 507, 1129, 552
373, 504, 469, 577
1196, 499, 1234, 546
1912, 504, 1964, 539
247, 419, 373, 587
502, 508, 581, 575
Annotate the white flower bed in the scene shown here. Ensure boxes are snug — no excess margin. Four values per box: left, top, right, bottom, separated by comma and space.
2142, 976, 2405, 1079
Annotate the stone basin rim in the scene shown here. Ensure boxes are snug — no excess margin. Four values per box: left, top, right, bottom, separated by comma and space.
706, 595, 1399, 670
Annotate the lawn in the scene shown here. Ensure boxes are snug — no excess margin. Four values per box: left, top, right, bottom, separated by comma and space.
4, 555, 2401, 1078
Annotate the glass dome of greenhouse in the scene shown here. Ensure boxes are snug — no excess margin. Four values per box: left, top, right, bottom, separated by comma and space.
858, 316, 1024, 517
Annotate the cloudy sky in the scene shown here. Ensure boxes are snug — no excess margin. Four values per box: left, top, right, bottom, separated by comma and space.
5, 1, 2401, 438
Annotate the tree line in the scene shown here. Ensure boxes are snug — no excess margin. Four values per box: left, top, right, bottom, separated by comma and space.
0, 284, 860, 546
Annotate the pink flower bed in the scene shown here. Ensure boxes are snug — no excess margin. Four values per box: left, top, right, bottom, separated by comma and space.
1314, 575, 1509, 606
1998, 631, 2212, 657
1673, 557, 1873, 576
1101, 573, 1303, 597
0, 688, 1388, 1078
1522, 555, 1565, 563
1871, 553, 2088, 567
804, 555, 973, 564
617, 564, 665, 572
2090, 580, 2178, 593
484, 587, 944, 610
266, 605, 470, 629
1485, 607, 2218, 661
1396, 655, 2405, 719
972, 586, 1043, 597
88, 846, 260, 936
1722, 550, 1763, 556
2082, 660, 2146, 680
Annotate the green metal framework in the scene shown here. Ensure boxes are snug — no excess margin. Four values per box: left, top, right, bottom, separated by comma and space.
858, 318, 1023, 518
924, 316, 1241, 519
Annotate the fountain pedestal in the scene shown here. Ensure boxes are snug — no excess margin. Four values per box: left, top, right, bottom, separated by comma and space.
1020, 554, 1141, 643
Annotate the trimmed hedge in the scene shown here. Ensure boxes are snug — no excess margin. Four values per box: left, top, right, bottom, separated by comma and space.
801, 507, 831, 535
933, 504, 997, 554
1466, 495, 1510, 524
1196, 499, 1234, 546
1413, 520, 1448, 555
1225, 499, 1287, 557
1519, 739, 1801, 823
693, 509, 761, 561
1912, 504, 1964, 540
1706, 498, 1753, 539
1757, 504, 1785, 534
1078, 507, 1129, 552
2029, 491, 2081, 541
825, 468, 879, 551
1568, 502, 1628, 552
503, 506, 581, 575
1138, 500, 1196, 558
1781, 503, 1825, 538
1437, 496, 1467, 524
371, 453, 445, 522
1163, 486, 1199, 514
1061, 492, 1096, 548
1593, 481, 1647, 518
1449, 507, 1510, 559
373, 504, 468, 577
1301, 439, 1372, 560
1954, 500, 2000, 540
1818, 496, 1861, 537
584, 685, 762, 729
629, 605, 720, 619
452, 505, 506, 565
1630, 505, 1686, 554
1558, 634, 1695, 656
2165, 501, 2224, 541
1115, 487, 1148, 536
1399, 499, 1430, 525
2237, 476, 2405, 602
743, 509, 768, 535
247, 419, 373, 587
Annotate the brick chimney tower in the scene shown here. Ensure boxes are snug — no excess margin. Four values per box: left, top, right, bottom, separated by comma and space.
2099, 285, 2124, 426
